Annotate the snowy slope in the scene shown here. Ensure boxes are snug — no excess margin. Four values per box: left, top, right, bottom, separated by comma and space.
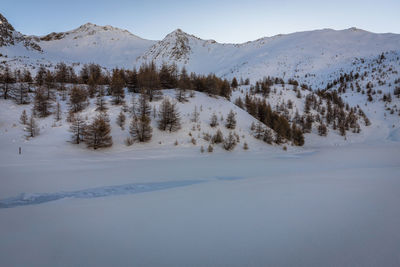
0, 89, 274, 157
2, 10, 400, 84
136, 28, 400, 85
1, 91, 400, 266
31, 23, 156, 69
0, 15, 155, 71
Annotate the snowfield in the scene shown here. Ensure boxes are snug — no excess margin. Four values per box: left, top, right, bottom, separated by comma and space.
0, 88, 400, 266
0, 140, 399, 266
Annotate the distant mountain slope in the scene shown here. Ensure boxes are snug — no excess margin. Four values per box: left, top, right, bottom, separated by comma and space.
30, 23, 156, 68
137, 28, 400, 86
1, 12, 400, 86
0, 13, 41, 51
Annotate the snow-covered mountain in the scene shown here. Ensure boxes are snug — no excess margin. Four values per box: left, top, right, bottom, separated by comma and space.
0, 14, 155, 70
28, 23, 156, 68
0, 13, 41, 52
137, 27, 400, 86
2, 12, 400, 85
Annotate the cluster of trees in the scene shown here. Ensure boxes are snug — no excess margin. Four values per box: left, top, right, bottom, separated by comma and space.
241, 70, 374, 142
124, 62, 233, 100
7, 53, 388, 151
1, 61, 235, 106
323, 52, 399, 117
240, 94, 304, 145
20, 109, 39, 138
69, 112, 113, 149
126, 94, 182, 145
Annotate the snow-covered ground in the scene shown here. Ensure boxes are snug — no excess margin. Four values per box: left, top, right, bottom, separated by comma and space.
0, 90, 400, 266
0, 140, 399, 266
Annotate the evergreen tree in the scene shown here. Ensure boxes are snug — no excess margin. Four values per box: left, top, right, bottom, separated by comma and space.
210, 113, 218, 127
253, 122, 264, 139
243, 142, 249, 150
158, 98, 181, 132
159, 63, 178, 89
25, 114, 39, 138
263, 128, 273, 144
234, 97, 244, 109
231, 77, 238, 88
35, 66, 46, 86
44, 70, 54, 100
129, 115, 152, 142
23, 69, 33, 83
207, 144, 214, 153
34, 87, 52, 117
138, 62, 160, 101
69, 114, 86, 144
85, 112, 113, 149
176, 67, 190, 102
127, 69, 139, 92
20, 110, 28, 125
55, 62, 68, 85
69, 86, 87, 112
54, 102, 62, 122
223, 132, 237, 151
110, 69, 125, 104
225, 110, 236, 129
191, 105, 200, 123
291, 124, 304, 146
129, 93, 152, 142
116, 111, 126, 129
15, 83, 29, 104
219, 79, 231, 100
87, 76, 97, 98
136, 93, 151, 119
212, 129, 224, 144
79, 64, 90, 84
95, 88, 107, 112
318, 123, 328, 136
1, 66, 14, 100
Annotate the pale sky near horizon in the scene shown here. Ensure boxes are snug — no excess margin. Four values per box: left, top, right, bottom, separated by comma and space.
1, 0, 399, 43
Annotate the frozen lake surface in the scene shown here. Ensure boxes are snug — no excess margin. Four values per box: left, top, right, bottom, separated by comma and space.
1, 142, 399, 266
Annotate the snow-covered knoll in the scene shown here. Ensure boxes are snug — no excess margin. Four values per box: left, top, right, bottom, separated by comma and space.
0, 88, 276, 158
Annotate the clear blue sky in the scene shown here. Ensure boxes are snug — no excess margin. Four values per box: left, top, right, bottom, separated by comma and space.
1, 0, 399, 43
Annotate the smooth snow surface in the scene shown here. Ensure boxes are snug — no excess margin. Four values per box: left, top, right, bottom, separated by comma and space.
0, 140, 399, 266
0, 81, 400, 266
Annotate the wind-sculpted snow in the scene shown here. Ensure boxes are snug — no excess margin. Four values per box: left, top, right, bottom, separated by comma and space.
0, 180, 205, 208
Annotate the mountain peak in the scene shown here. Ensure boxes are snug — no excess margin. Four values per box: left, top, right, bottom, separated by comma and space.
76, 22, 121, 32
172, 28, 184, 33
38, 22, 141, 42
0, 13, 41, 51
0, 13, 14, 29
74, 22, 128, 34
0, 13, 16, 46
165, 28, 201, 41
